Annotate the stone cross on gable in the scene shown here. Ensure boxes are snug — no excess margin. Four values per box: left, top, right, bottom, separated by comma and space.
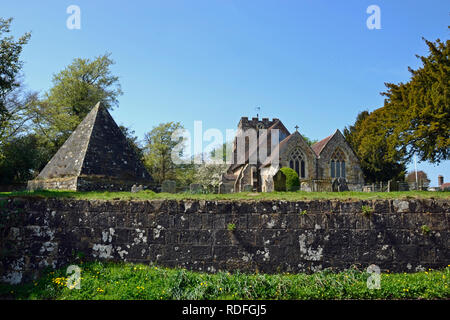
294, 125, 299, 132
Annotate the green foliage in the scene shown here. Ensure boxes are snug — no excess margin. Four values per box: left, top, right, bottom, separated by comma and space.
28, 53, 122, 154
1, 262, 448, 300
421, 224, 431, 235
280, 167, 300, 191
300, 210, 307, 215
0, 17, 31, 146
227, 223, 236, 232
344, 110, 406, 183
0, 134, 49, 184
302, 136, 318, 146
143, 122, 185, 186
380, 37, 449, 163
345, 35, 449, 177
361, 205, 374, 217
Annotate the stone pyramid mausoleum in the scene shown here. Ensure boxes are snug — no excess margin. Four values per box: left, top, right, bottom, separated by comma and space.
27, 102, 153, 191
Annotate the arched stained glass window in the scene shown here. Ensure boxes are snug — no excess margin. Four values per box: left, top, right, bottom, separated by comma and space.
289, 147, 306, 178
330, 149, 346, 178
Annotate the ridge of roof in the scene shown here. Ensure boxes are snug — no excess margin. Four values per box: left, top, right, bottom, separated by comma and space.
311, 132, 336, 156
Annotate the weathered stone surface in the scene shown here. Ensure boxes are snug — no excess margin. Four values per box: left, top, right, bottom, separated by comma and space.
273, 170, 286, 192
332, 177, 349, 192
218, 182, 233, 194
0, 198, 448, 284
189, 183, 202, 193
131, 184, 144, 193
27, 102, 153, 191
161, 180, 176, 193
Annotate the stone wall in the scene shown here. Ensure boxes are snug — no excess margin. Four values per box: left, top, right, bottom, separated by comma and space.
1, 198, 449, 284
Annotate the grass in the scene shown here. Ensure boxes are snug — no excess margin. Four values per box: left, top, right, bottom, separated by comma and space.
0, 190, 449, 201
1, 262, 448, 300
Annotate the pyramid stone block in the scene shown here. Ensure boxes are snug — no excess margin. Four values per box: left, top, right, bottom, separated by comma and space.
27, 102, 153, 191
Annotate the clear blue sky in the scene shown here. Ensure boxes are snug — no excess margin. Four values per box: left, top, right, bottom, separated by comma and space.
2, 0, 449, 186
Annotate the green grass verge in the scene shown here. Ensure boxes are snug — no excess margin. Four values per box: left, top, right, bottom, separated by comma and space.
1, 262, 448, 300
0, 190, 449, 201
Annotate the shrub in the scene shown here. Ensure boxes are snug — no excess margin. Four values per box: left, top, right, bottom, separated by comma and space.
421, 224, 431, 235
280, 167, 300, 191
361, 205, 374, 217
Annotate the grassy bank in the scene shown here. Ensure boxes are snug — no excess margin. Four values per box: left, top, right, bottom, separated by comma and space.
1, 262, 448, 300
0, 190, 449, 201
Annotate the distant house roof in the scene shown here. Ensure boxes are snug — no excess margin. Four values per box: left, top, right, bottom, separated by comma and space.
440, 182, 450, 190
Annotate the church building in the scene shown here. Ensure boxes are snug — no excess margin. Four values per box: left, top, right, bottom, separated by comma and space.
219, 117, 364, 192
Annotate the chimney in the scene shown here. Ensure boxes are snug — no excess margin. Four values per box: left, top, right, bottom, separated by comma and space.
438, 175, 443, 187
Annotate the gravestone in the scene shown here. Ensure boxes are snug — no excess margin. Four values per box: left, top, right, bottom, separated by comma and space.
301, 181, 312, 192
131, 184, 144, 193
332, 178, 349, 192
265, 178, 274, 192
190, 183, 202, 193
218, 182, 233, 194
273, 170, 287, 192
161, 180, 176, 193
387, 180, 399, 192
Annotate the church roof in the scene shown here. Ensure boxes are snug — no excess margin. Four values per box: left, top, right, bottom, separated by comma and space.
267, 119, 290, 136
259, 131, 299, 168
311, 132, 336, 156
36, 102, 152, 182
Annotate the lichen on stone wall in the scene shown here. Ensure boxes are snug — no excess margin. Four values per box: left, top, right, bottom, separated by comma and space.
0, 198, 449, 284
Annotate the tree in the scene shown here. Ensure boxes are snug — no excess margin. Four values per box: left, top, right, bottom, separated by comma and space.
344, 110, 406, 183
0, 134, 48, 185
381, 36, 449, 163
28, 53, 123, 152
0, 17, 31, 146
405, 170, 430, 188
193, 143, 229, 188
303, 136, 318, 146
119, 125, 144, 161
344, 33, 449, 182
143, 122, 185, 185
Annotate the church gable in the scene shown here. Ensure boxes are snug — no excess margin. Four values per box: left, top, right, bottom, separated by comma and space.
317, 129, 357, 162
277, 132, 317, 179
315, 129, 363, 185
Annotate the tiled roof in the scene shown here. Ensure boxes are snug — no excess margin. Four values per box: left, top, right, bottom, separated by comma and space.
311, 133, 335, 156
440, 183, 450, 190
